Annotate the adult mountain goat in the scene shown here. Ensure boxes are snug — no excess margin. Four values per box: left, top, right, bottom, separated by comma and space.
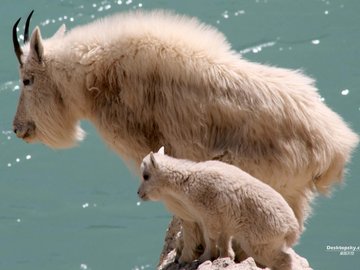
12, 10, 358, 236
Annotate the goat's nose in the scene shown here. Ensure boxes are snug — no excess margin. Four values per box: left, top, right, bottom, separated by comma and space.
13, 123, 22, 136
13, 121, 35, 139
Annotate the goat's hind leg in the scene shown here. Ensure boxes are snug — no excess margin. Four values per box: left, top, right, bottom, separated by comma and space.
198, 223, 220, 263
239, 238, 292, 270
218, 233, 235, 260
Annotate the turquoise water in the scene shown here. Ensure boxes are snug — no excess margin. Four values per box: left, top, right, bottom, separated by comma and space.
0, 1, 359, 269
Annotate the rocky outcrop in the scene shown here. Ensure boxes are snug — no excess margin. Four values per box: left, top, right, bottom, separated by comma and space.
159, 249, 312, 270
158, 218, 312, 270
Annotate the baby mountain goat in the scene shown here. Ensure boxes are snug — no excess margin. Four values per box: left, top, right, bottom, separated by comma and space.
12, 10, 358, 236
138, 148, 299, 270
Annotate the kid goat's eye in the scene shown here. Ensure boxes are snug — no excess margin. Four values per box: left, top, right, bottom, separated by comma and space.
143, 173, 150, 181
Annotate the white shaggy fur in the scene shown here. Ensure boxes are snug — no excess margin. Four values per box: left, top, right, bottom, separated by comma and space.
138, 151, 299, 269
13, 10, 359, 232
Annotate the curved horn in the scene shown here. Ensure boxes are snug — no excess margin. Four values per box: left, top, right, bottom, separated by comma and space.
12, 17, 23, 66
24, 10, 34, 43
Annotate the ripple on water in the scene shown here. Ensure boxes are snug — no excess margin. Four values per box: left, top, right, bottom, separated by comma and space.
341, 89, 349, 96
222, 10, 229, 19
38, 0, 143, 27
216, 8, 246, 25
234, 10, 245, 16
82, 203, 89, 208
0, 81, 19, 92
5, 154, 32, 169
1, 130, 13, 143
240, 41, 277, 55
132, 264, 151, 270
82, 202, 97, 208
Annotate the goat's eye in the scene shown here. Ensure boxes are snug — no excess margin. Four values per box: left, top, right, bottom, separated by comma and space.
143, 173, 150, 181
23, 78, 32, 86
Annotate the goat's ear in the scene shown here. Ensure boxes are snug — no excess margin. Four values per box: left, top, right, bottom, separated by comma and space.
29, 27, 44, 63
149, 152, 158, 169
52, 24, 66, 39
157, 146, 165, 155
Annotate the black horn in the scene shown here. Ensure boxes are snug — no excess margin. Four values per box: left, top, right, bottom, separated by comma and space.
12, 17, 23, 66
24, 10, 34, 43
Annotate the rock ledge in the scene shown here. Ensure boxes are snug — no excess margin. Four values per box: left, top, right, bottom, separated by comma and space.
158, 219, 312, 270
159, 249, 312, 270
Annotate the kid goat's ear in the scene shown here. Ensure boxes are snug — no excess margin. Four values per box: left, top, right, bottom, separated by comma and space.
149, 152, 158, 168
158, 146, 165, 155
30, 27, 44, 63
52, 24, 66, 39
